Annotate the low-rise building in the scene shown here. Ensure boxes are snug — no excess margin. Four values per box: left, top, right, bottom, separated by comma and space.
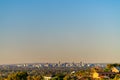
112, 67, 120, 73
92, 72, 116, 79
44, 76, 52, 80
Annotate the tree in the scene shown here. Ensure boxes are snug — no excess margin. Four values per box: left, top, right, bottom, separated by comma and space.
63, 75, 71, 80
7, 72, 28, 80
52, 73, 65, 80
114, 74, 120, 80
104, 68, 111, 72
32, 75, 43, 80
27, 76, 33, 80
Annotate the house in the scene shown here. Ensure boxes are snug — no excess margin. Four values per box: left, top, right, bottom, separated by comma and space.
44, 76, 52, 80
92, 72, 116, 79
111, 67, 120, 73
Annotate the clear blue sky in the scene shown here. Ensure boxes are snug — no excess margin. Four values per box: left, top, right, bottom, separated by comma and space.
0, 0, 120, 64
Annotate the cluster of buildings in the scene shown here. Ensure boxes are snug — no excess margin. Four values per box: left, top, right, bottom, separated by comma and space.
1, 62, 120, 80
9, 62, 106, 68
15, 62, 84, 68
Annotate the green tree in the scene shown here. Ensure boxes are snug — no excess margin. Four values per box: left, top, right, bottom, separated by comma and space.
114, 74, 120, 80
7, 72, 28, 80
27, 76, 33, 80
32, 75, 43, 80
52, 73, 65, 80
104, 68, 111, 72
63, 75, 71, 80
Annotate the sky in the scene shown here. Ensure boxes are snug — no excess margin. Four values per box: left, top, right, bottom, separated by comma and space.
0, 0, 120, 64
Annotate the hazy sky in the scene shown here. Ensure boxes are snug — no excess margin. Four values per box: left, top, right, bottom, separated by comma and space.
0, 0, 120, 64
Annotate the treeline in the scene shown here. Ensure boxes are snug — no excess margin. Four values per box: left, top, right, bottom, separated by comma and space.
2, 71, 43, 80
0, 71, 76, 80
0, 69, 93, 80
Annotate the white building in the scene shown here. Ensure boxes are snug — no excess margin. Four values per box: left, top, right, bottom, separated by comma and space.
44, 76, 52, 80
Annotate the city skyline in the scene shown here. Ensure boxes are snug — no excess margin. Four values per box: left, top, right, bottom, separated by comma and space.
0, 0, 120, 64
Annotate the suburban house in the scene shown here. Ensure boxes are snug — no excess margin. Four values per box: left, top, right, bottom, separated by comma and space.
44, 76, 52, 80
92, 71, 116, 79
111, 67, 120, 73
